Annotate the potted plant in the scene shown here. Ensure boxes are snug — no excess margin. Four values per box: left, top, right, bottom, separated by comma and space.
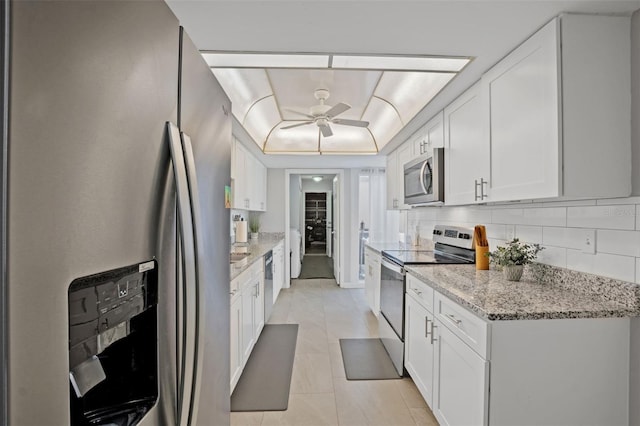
248, 215, 260, 240
487, 238, 543, 281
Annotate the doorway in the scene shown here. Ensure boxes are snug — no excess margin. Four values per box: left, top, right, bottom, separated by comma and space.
284, 170, 344, 287
304, 192, 328, 255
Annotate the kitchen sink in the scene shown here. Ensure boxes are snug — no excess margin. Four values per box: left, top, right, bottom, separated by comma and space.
230, 252, 250, 264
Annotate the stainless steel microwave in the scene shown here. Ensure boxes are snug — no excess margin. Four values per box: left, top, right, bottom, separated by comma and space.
403, 148, 444, 205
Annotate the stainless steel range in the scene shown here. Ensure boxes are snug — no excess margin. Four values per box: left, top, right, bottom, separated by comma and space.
379, 225, 476, 376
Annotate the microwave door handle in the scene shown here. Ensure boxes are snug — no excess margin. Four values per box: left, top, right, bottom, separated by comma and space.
419, 161, 429, 194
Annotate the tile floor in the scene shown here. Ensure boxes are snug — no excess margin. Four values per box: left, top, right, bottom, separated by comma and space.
231, 278, 439, 426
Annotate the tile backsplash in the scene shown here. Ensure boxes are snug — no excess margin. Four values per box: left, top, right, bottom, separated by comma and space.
404, 196, 640, 284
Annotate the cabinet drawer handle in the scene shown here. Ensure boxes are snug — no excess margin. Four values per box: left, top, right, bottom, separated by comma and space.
412, 287, 422, 296
445, 313, 462, 325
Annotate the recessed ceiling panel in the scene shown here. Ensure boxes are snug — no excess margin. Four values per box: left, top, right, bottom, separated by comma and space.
320, 127, 377, 153
332, 55, 469, 72
362, 97, 403, 151
375, 72, 455, 123
265, 125, 320, 153
212, 68, 272, 120
243, 96, 281, 149
203, 52, 329, 68
268, 69, 381, 120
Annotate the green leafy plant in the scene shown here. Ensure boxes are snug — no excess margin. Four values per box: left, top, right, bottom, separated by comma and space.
248, 215, 260, 233
487, 238, 543, 266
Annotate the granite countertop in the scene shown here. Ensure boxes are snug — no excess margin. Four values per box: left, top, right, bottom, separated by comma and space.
230, 237, 284, 280
364, 241, 412, 254
405, 264, 640, 321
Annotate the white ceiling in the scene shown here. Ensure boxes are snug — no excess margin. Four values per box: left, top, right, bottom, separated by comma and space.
167, 0, 640, 165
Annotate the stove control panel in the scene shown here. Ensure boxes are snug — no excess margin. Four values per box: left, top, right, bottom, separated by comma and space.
433, 225, 475, 250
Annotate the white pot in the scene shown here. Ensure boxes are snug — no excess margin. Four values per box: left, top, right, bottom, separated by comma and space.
250, 232, 259, 240
503, 264, 524, 281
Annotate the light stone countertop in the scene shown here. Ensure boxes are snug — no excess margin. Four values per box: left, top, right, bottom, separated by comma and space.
230, 237, 284, 281
364, 241, 411, 254
405, 264, 640, 321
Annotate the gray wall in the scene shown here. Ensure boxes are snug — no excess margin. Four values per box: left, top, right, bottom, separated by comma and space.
630, 10, 640, 425
632, 9, 640, 197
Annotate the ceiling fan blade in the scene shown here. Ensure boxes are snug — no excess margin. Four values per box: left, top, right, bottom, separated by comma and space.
325, 102, 351, 119
281, 121, 313, 130
283, 108, 315, 120
332, 118, 370, 128
319, 123, 333, 137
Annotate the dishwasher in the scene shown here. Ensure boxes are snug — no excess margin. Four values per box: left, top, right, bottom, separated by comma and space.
264, 250, 274, 322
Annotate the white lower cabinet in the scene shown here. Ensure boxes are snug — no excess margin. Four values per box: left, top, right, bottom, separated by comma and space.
272, 241, 284, 303
229, 293, 242, 392
404, 293, 435, 407
432, 319, 488, 426
364, 248, 381, 315
231, 258, 265, 393
405, 272, 630, 426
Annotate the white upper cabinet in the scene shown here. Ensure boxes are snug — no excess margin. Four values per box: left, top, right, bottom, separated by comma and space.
386, 145, 412, 210
386, 150, 398, 210
444, 15, 630, 206
231, 138, 267, 211
444, 82, 489, 205
482, 19, 561, 203
417, 111, 445, 156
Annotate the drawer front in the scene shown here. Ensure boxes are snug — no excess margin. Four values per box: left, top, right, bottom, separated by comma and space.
406, 273, 434, 312
434, 292, 488, 358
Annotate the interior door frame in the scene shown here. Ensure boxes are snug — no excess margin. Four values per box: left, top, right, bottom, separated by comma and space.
285, 169, 344, 287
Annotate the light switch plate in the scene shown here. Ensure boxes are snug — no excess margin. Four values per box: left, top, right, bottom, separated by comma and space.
581, 229, 597, 254
506, 225, 516, 241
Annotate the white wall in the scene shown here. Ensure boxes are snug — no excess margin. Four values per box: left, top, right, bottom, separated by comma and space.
301, 178, 333, 193
404, 199, 640, 283
289, 174, 301, 231
260, 168, 286, 232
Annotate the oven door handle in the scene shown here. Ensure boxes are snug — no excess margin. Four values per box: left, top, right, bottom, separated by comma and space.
381, 258, 405, 276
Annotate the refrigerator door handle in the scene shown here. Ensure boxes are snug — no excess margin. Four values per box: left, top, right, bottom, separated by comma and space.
179, 131, 206, 425
167, 122, 197, 426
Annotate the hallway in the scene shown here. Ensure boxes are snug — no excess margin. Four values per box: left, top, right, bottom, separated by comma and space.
230, 279, 438, 426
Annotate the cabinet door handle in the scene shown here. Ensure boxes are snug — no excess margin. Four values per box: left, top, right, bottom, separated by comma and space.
481, 178, 488, 200
430, 322, 437, 344
474, 179, 480, 201
425, 317, 430, 338
445, 313, 462, 325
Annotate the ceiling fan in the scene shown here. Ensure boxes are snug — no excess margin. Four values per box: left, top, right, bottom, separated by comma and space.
281, 88, 369, 137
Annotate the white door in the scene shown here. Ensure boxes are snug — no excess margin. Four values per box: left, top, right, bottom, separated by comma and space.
332, 176, 340, 284
325, 191, 332, 257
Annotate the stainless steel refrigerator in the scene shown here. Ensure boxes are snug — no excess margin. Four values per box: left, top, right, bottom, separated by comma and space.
1, 1, 231, 425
